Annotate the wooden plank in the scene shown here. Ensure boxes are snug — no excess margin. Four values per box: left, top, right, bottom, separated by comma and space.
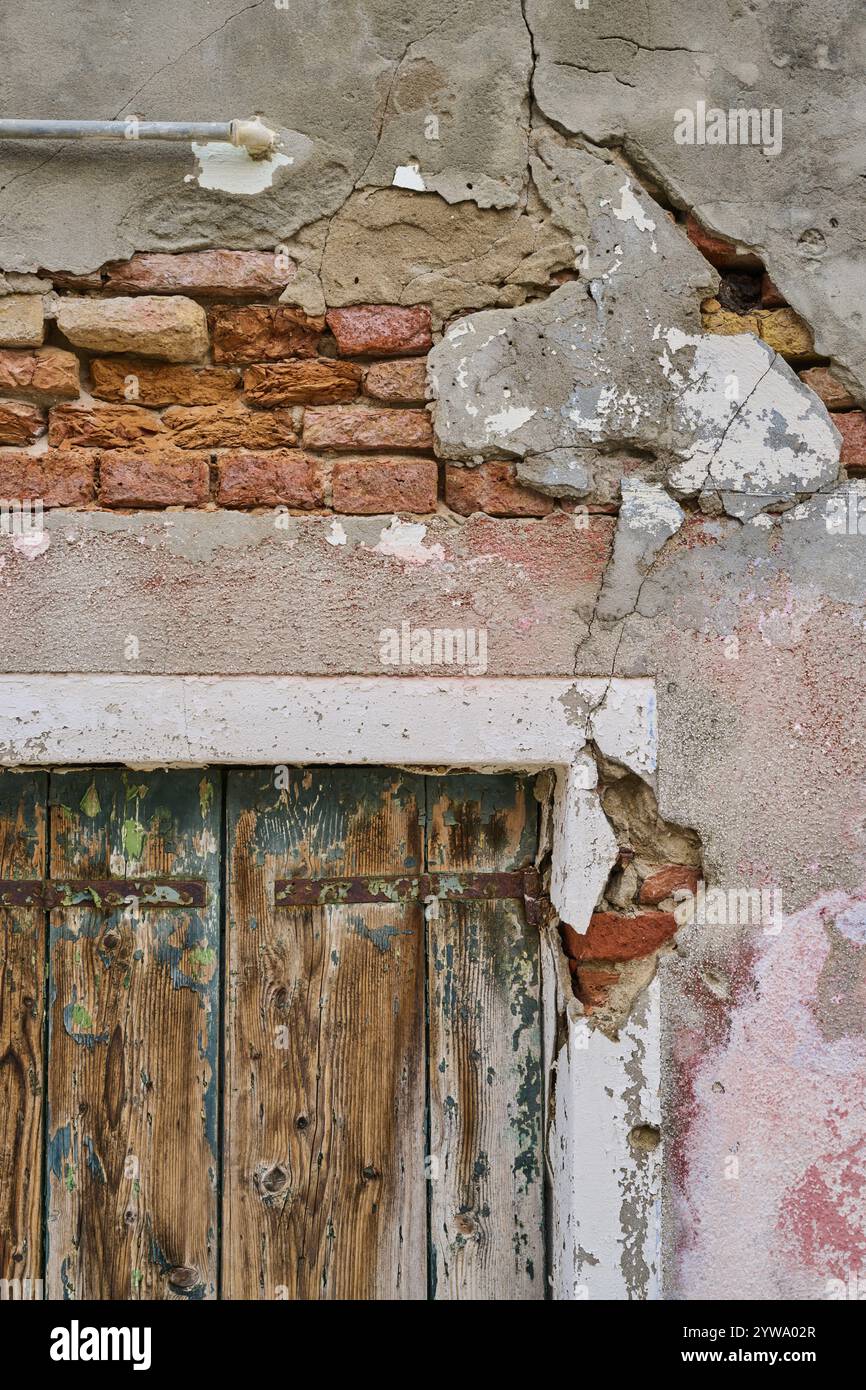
224, 767, 426, 1299
426, 772, 544, 1300
45, 769, 221, 1300
0, 770, 47, 1298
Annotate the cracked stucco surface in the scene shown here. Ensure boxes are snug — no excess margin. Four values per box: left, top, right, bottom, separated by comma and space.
1, 0, 863, 399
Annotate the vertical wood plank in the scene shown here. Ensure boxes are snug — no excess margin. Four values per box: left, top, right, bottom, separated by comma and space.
0, 771, 47, 1298
224, 767, 426, 1300
45, 769, 221, 1300
426, 772, 544, 1300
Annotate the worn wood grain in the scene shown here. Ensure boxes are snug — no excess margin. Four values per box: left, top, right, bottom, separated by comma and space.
224, 767, 426, 1299
0, 771, 47, 1297
45, 769, 221, 1300
426, 773, 544, 1300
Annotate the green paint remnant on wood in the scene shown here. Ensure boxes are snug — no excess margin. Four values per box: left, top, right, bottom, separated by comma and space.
79, 781, 101, 818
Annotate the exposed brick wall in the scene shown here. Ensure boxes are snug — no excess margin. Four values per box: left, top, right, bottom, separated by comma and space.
0, 252, 562, 517
558, 758, 704, 1021
1, 239, 858, 518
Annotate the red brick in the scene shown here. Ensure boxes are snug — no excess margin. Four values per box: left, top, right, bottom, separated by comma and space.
42, 268, 103, 291
162, 401, 297, 449
685, 214, 762, 270
569, 963, 620, 1013
331, 455, 438, 514
99, 449, 209, 507
216, 450, 325, 508
242, 358, 361, 406
560, 911, 678, 964
638, 865, 700, 907
304, 405, 433, 451
0, 399, 46, 445
326, 305, 432, 357
49, 403, 164, 449
0, 448, 96, 505
104, 250, 294, 297
760, 272, 787, 308
834, 411, 866, 470
364, 359, 428, 404
445, 462, 554, 517
0, 347, 80, 401
90, 358, 239, 407
800, 368, 858, 413
210, 305, 324, 363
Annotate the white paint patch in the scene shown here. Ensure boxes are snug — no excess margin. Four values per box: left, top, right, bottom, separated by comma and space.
10, 532, 50, 559
551, 757, 618, 935
484, 404, 535, 435
373, 518, 445, 566
664, 332, 840, 497
620, 476, 685, 537
326, 520, 347, 546
608, 179, 657, 237
392, 163, 425, 191
191, 142, 292, 194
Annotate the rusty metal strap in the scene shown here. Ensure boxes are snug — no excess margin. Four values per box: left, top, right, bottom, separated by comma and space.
275, 867, 542, 923
0, 879, 207, 909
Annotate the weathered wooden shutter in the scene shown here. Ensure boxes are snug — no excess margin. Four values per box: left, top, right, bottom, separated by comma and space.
45, 769, 221, 1299
224, 767, 427, 1299
0, 765, 543, 1300
0, 770, 47, 1293
426, 773, 544, 1299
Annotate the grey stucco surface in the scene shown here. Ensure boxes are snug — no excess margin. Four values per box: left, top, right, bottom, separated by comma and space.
1, 1, 863, 398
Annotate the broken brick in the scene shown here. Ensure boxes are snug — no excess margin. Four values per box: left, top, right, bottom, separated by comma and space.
0, 448, 96, 505
560, 911, 678, 963
0, 399, 46, 445
216, 450, 325, 508
760, 272, 787, 308
304, 405, 433, 451
0, 347, 80, 402
243, 359, 362, 406
161, 401, 297, 449
445, 461, 554, 517
685, 214, 762, 270
56, 295, 209, 361
99, 449, 210, 507
104, 250, 294, 298
90, 358, 240, 407
800, 368, 858, 413
331, 455, 438, 514
326, 305, 432, 357
639, 865, 700, 907
48, 403, 164, 449
364, 359, 428, 404
210, 305, 324, 363
834, 411, 866, 471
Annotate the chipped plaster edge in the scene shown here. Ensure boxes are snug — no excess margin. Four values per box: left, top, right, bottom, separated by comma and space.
0, 673, 659, 1300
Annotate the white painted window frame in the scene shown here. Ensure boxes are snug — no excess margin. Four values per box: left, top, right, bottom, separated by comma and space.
0, 674, 661, 1300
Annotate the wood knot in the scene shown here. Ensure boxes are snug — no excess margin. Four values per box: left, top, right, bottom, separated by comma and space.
103, 929, 121, 951
261, 1164, 289, 1193
167, 1265, 199, 1290
295, 1114, 308, 1131
362, 1165, 381, 1182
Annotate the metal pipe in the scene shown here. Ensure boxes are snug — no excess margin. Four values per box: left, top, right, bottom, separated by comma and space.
0, 116, 277, 157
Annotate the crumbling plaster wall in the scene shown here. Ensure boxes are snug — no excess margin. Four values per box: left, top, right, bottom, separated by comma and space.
1, 0, 865, 1300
